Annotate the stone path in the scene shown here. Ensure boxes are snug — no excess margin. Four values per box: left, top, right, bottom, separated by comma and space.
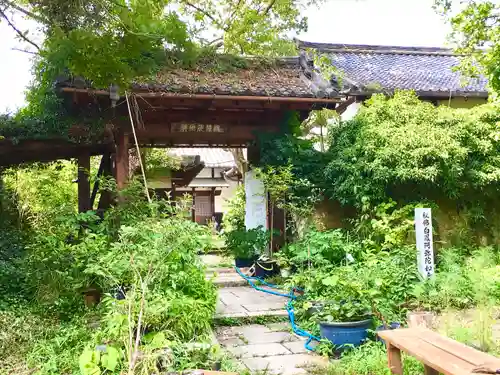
207, 268, 248, 288
216, 323, 326, 375
202, 254, 248, 287
216, 286, 289, 318
202, 255, 327, 374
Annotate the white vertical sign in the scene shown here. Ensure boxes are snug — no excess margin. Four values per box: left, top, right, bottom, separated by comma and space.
415, 208, 435, 278
244, 170, 267, 230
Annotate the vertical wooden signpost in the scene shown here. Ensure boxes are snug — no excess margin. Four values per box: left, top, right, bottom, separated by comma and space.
244, 170, 267, 230
415, 208, 435, 278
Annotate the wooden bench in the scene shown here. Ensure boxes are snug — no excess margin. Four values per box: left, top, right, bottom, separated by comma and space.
377, 328, 500, 375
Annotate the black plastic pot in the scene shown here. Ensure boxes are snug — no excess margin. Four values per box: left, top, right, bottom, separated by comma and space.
255, 259, 279, 278
234, 258, 255, 268
113, 285, 128, 300
376, 322, 401, 346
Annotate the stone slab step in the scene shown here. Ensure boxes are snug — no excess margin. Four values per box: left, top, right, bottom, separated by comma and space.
206, 267, 237, 274
210, 274, 248, 287
216, 324, 327, 375
206, 267, 251, 287
215, 309, 288, 319
215, 286, 288, 319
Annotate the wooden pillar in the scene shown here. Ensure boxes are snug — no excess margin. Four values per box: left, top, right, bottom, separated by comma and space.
97, 153, 113, 211
78, 153, 91, 213
191, 187, 196, 222
211, 187, 216, 215
115, 132, 129, 191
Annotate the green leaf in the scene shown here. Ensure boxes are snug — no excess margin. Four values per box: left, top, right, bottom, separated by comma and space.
322, 275, 339, 286
101, 346, 120, 372
79, 348, 100, 375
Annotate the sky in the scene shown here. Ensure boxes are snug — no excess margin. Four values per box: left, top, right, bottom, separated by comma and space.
0, 0, 451, 112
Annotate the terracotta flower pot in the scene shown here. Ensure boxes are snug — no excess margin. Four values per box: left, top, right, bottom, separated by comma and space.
82, 287, 101, 307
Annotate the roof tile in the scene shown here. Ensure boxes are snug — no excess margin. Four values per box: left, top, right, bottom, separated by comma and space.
133, 60, 330, 98
299, 41, 488, 97
169, 147, 239, 168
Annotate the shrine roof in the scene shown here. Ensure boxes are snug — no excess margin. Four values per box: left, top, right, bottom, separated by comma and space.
130, 58, 333, 99
57, 54, 342, 101
299, 41, 489, 98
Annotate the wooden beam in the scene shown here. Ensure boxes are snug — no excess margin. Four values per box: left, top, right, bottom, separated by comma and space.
77, 153, 91, 213
61, 87, 345, 104
115, 132, 129, 191
135, 123, 280, 147
141, 108, 283, 126
0, 140, 113, 167
335, 96, 356, 115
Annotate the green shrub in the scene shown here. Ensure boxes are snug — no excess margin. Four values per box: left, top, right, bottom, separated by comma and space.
222, 185, 245, 232
325, 91, 500, 208
412, 246, 500, 311
86, 214, 217, 339
224, 226, 270, 260
289, 244, 419, 324
0, 162, 219, 374
284, 229, 363, 269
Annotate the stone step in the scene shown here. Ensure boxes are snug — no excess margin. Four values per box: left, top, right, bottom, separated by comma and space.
215, 324, 327, 375
206, 267, 252, 287
215, 308, 289, 319
206, 267, 237, 274
208, 272, 248, 287
215, 286, 289, 319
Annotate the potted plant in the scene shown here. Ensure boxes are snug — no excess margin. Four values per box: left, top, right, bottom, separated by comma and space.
275, 246, 292, 278
309, 270, 373, 348
312, 298, 372, 348
225, 226, 269, 268
81, 286, 102, 307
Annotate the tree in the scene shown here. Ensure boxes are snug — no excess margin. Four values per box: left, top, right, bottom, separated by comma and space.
301, 108, 338, 151
436, 0, 500, 94
176, 0, 325, 56
0, 0, 193, 88
0, 0, 327, 89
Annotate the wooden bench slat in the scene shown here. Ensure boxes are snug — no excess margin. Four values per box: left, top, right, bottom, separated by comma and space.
390, 337, 474, 375
378, 328, 500, 370
378, 328, 497, 375
418, 329, 500, 368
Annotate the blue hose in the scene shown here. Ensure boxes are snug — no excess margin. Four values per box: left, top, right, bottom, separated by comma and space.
234, 266, 321, 351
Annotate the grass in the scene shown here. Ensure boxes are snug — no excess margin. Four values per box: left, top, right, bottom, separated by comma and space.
436, 307, 500, 355
213, 315, 288, 327
322, 341, 424, 375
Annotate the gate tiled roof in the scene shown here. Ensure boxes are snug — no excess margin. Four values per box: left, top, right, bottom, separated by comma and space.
299, 41, 489, 98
